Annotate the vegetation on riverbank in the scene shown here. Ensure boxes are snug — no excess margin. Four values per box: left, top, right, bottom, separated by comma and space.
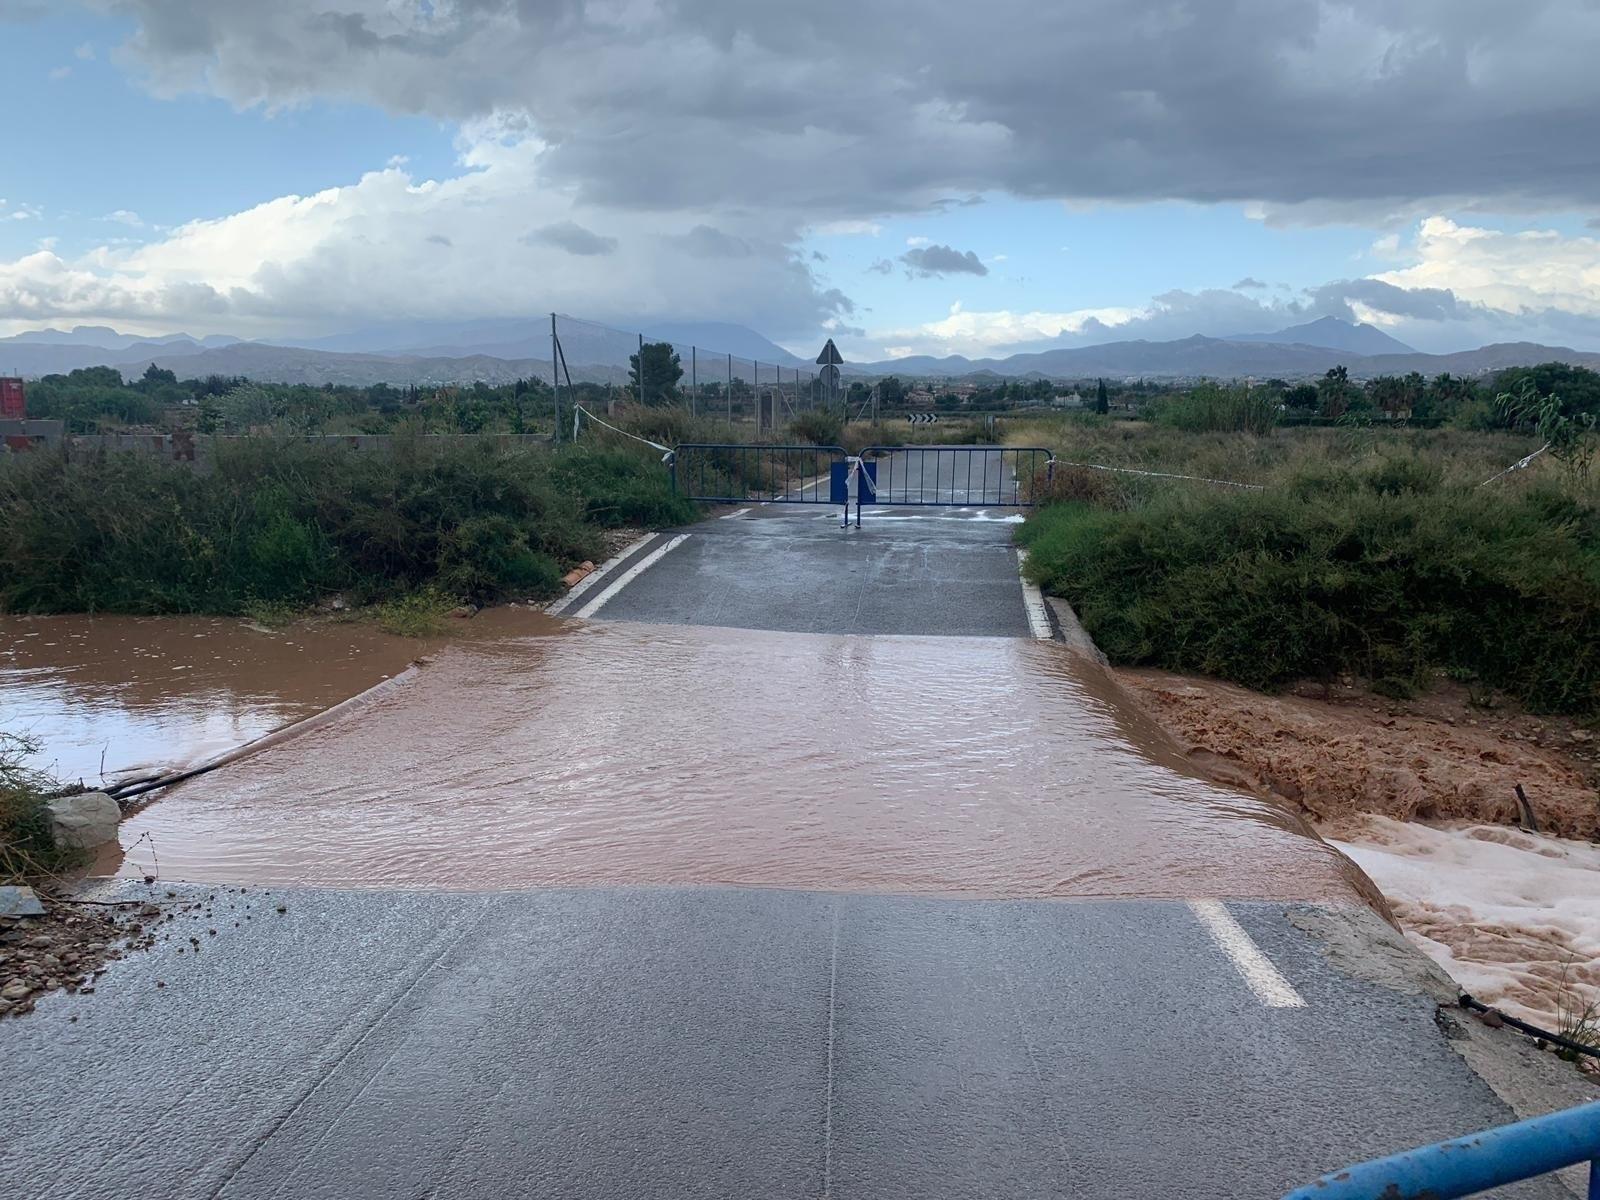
0, 437, 695, 617
1015, 414, 1600, 715
0, 734, 71, 883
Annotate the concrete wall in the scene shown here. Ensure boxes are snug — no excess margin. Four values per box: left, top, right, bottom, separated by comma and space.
0, 419, 65, 455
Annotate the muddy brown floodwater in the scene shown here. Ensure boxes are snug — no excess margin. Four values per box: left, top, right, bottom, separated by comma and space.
104, 620, 1367, 902
0, 609, 554, 786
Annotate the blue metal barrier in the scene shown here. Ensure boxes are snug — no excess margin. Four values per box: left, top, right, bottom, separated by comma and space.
1281, 1099, 1600, 1199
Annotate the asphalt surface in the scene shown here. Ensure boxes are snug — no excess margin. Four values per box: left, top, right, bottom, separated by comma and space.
0, 887, 1561, 1199
591, 507, 1034, 636
2, 500, 1568, 1199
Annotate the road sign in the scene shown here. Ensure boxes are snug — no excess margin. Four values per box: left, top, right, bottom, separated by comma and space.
816, 338, 843, 366
819, 364, 841, 391
906, 412, 939, 425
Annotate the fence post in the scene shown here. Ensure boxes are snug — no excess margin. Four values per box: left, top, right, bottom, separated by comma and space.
638, 333, 645, 405
727, 353, 733, 434
691, 345, 697, 418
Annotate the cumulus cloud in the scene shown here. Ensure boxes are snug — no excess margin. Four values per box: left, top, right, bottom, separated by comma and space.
523, 220, 618, 257
873, 301, 1143, 358
1233, 276, 1267, 290
76, 0, 1600, 216
901, 244, 988, 277
1374, 217, 1600, 317
0, 133, 850, 339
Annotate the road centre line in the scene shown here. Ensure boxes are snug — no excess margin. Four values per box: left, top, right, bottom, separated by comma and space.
545, 533, 658, 616
1188, 900, 1307, 1009
1014, 549, 1053, 640
574, 534, 691, 619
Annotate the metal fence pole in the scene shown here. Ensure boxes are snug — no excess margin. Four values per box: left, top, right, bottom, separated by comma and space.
692, 345, 697, 418
727, 352, 733, 434
638, 333, 645, 406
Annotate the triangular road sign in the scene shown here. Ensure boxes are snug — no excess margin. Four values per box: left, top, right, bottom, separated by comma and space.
816, 338, 843, 366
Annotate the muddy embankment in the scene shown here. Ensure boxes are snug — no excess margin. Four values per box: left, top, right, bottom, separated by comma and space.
1111, 657, 1600, 1033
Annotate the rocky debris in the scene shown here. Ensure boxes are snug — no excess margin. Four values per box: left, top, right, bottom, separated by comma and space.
0, 885, 46, 918
447, 604, 480, 620
44, 792, 122, 850
0, 884, 282, 1018
0, 894, 156, 1018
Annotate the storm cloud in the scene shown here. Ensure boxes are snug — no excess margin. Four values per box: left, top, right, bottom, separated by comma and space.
89, 0, 1600, 216
524, 220, 618, 256
901, 245, 988, 277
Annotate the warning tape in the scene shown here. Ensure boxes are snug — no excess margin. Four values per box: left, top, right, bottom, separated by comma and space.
573, 405, 676, 462
1480, 442, 1550, 486
845, 454, 878, 498
1052, 459, 1264, 490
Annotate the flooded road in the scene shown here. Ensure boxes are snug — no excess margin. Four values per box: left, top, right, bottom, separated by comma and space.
108, 620, 1361, 901
0, 608, 554, 786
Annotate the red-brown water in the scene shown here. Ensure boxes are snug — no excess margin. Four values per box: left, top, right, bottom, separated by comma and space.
0, 609, 552, 786
98, 620, 1364, 901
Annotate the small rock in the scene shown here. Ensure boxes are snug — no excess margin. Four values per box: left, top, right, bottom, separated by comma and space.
0, 886, 45, 919
447, 604, 479, 620
1571, 729, 1593, 743
1, 981, 31, 1002
1474, 1008, 1504, 1028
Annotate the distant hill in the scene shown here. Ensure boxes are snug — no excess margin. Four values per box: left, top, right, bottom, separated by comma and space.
851, 335, 1600, 382
5, 320, 1600, 386
269, 316, 806, 366
1223, 316, 1415, 356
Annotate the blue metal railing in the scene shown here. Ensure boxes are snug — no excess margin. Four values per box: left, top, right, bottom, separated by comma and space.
1282, 1099, 1600, 1199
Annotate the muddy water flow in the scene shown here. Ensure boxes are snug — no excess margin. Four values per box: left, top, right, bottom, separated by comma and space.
93, 619, 1363, 901
0, 609, 553, 786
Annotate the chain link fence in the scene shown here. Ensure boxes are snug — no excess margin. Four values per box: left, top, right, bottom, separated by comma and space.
550, 314, 837, 439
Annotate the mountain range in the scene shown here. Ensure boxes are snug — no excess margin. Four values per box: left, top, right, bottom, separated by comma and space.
1, 317, 1596, 386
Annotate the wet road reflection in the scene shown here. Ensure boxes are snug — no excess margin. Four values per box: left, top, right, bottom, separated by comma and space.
109, 621, 1363, 901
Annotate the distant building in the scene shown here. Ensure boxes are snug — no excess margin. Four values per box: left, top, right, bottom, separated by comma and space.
0, 377, 23, 419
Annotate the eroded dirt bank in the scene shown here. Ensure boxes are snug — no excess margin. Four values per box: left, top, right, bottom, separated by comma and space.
1118, 666, 1600, 1029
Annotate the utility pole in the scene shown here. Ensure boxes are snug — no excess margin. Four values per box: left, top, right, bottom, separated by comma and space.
550, 312, 561, 442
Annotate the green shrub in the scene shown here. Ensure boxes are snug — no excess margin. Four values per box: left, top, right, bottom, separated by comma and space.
0, 436, 691, 616
0, 733, 75, 881
1149, 383, 1280, 435
1019, 479, 1600, 713
787, 409, 846, 447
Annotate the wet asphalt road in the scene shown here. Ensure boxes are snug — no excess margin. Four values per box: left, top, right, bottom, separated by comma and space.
1, 501, 1563, 1198
591, 507, 1034, 636
0, 888, 1561, 1199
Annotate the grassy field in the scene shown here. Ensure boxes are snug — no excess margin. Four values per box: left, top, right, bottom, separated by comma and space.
1006, 415, 1600, 715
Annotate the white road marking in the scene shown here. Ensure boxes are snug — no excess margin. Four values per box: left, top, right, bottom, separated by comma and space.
719, 507, 751, 520
1015, 549, 1053, 640
544, 533, 658, 616
1188, 900, 1306, 1009
573, 534, 690, 619
822, 907, 840, 1199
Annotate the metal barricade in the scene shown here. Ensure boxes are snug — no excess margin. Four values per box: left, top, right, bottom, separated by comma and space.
856, 445, 1055, 508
